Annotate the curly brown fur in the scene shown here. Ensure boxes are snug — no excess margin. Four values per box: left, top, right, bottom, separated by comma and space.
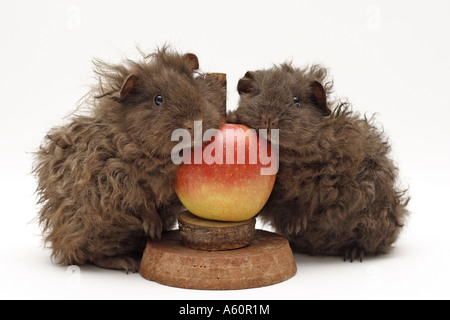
34, 46, 226, 271
229, 63, 409, 261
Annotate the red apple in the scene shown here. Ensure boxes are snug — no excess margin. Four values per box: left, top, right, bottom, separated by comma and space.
174, 123, 277, 222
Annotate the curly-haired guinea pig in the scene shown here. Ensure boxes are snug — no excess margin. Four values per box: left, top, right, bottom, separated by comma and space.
34, 47, 226, 272
228, 63, 409, 262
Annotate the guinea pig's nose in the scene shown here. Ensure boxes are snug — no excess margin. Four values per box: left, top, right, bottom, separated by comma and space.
261, 115, 279, 129
183, 119, 203, 133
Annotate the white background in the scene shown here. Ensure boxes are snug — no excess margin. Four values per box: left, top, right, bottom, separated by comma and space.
1, 0, 449, 300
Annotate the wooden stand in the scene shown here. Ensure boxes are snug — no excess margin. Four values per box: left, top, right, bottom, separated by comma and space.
139, 211, 297, 290
140, 230, 296, 290
178, 211, 255, 251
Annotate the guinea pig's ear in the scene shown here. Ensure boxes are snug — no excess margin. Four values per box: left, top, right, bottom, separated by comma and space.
310, 81, 331, 116
184, 53, 200, 72
118, 74, 138, 100
237, 71, 255, 95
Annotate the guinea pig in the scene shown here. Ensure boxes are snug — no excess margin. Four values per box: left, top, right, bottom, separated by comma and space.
229, 63, 409, 262
34, 47, 226, 272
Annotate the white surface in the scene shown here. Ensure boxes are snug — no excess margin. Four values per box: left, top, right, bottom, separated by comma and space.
1, 0, 449, 300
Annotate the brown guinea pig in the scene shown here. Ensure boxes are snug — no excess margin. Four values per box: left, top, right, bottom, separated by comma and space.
229, 63, 409, 262
34, 47, 226, 272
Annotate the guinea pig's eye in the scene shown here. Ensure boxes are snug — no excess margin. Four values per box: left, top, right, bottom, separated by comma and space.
293, 96, 300, 106
154, 95, 164, 106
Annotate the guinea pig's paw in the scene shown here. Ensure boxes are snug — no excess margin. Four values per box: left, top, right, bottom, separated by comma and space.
142, 215, 163, 240
93, 256, 140, 274
286, 215, 308, 235
344, 246, 365, 263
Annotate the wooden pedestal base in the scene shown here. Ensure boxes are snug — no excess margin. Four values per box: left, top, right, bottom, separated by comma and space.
139, 230, 297, 290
